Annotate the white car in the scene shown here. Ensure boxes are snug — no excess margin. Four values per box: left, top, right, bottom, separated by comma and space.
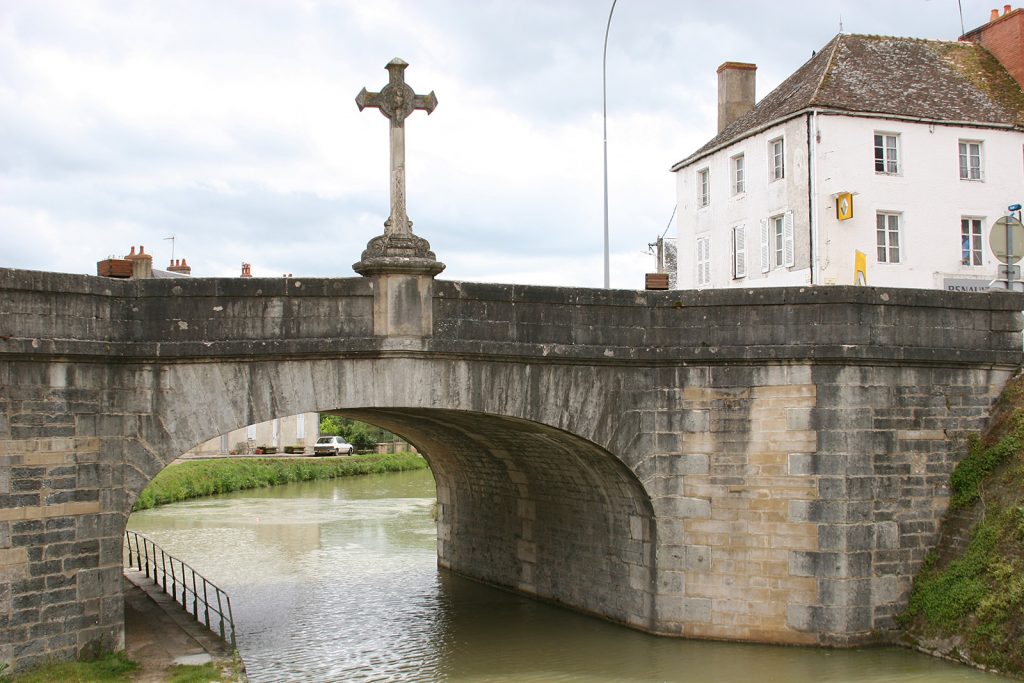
313, 436, 355, 456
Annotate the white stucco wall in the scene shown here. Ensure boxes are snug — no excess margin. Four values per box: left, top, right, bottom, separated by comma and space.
675, 111, 1024, 291
813, 114, 1024, 289
676, 117, 812, 289
188, 412, 320, 455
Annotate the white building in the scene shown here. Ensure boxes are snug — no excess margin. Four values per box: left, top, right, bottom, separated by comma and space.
673, 9, 1024, 292
186, 412, 320, 456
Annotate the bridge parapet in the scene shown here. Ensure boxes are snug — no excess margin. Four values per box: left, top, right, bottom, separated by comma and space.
1, 267, 1023, 669
1, 269, 1020, 367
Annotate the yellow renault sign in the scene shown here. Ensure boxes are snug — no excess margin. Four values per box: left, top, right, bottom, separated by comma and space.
837, 192, 854, 221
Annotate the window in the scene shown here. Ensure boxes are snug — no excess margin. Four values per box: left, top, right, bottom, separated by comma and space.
876, 212, 901, 263
697, 168, 710, 207
246, 424, 256, 440
959, 141, 983, 181
696, 236, 711, 286
961, 218, 983, 266
770, 138, 784, 180
732, 225, 746, 279
731, 154, 745, 195
773, 216, 785, 267
760, 211, 794, 272
874, 133, 900, 174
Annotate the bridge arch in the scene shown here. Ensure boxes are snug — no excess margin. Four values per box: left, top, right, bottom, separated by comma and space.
4, 270, 1022, 671
124, 356, 658, 631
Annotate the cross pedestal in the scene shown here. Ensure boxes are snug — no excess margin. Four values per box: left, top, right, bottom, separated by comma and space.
353, 58, 445, 337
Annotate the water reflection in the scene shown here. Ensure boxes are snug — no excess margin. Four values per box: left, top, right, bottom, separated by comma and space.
128, 469, 1007, 682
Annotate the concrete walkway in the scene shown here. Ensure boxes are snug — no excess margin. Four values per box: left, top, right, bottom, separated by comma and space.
124, 570, 245, 682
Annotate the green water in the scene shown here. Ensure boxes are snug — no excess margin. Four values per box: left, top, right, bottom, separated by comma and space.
128, 469, 1008, 682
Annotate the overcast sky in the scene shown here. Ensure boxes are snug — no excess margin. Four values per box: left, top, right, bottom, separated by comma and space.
0, 0, 1003, 288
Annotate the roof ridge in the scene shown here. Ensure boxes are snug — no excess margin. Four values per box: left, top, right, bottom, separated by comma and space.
808, 34, 844, 106
843, 33, 963, 44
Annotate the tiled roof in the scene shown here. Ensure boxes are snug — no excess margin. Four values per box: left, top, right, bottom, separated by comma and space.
672, 34, 1024, 170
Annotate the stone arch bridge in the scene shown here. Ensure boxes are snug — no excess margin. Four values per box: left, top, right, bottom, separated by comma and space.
0, 267, 1020, 670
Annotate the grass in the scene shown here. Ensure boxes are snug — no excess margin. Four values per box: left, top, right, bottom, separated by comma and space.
133, 452, 428, 510
6, 652, 137, 682
166, 662, 228, 683
900, 373, 1024, 674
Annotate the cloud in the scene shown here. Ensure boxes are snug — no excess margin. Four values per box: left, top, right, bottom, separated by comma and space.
0, 0, 1004, 289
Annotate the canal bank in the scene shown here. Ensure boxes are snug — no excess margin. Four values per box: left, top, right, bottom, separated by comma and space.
124, 571, 245, 682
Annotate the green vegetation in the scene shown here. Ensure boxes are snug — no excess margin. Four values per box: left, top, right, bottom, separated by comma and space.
166, 661, 230, 683
133, 452, 427, 511
901, 374, 1024, 674
319, 415, 396, 452
7, 652, 137, 682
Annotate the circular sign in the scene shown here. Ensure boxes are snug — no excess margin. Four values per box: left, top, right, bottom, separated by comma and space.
989, 216, 1024, 264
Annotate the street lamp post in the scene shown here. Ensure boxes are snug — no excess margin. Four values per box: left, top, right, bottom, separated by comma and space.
602, 0, 618, 289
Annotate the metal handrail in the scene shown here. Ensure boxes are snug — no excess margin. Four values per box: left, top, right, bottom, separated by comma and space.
123, 529, 237, 649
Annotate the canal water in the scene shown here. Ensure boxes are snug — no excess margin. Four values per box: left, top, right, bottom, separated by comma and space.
128, 468, 1007, 682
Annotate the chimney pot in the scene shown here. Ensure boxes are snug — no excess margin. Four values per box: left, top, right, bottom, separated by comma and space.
181, 258, 187, 267
1005, 4, 1012, 15
128, 246, 136, 256
992, 8, 1001, 20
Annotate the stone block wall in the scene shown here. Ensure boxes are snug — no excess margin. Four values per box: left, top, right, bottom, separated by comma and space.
0, 268, 1022, 669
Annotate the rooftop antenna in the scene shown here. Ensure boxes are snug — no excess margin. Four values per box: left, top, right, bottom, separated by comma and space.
163, 235, 175, 262
839, 13, 844, 33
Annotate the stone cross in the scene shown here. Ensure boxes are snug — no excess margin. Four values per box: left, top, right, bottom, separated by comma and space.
356, 58, 437, 238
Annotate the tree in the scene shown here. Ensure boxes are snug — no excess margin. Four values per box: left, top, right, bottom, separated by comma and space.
319, 414, 345, 437
318, 414, 391, 452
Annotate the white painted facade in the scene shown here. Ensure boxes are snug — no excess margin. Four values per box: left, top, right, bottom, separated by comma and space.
676, 112, 1024, 291
186, 412, 320, 455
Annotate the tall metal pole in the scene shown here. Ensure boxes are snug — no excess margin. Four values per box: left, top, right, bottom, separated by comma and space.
602, 0, 618, 289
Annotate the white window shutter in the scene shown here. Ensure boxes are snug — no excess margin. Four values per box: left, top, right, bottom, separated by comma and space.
695, 237, 711, 287
695, 238, 703, 286
734, 225, 746, 278
705, 239, 711, 285
760, 218, 770, 273
783, 211, 795, 267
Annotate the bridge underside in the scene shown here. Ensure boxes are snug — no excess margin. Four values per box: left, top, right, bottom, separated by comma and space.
337, 408, 655, 629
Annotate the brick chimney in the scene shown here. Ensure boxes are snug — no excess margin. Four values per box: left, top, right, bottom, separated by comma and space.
97, 255, 132, 278
241, 262, 252, 278
717, 62, 757, 133
167, 258, 192, 275
120, 245, 153, 279
962, 5, 1024, 89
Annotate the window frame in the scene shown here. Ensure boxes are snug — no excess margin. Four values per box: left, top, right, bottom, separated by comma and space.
769, 137, 784, 181
731, 154, 745, 195
961, 217, 984, 266
760, 211, 794, 272
876, 211, 902, 264
874, 132, 900, 175
772, 215, 785, 268
959, 140, 983, 181
697, 167, 710, 208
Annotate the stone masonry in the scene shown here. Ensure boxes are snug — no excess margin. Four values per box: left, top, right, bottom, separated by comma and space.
0, 268, 1021, 671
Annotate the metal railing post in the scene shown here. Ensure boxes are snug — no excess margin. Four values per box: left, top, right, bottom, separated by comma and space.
123, 530, 238, 649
